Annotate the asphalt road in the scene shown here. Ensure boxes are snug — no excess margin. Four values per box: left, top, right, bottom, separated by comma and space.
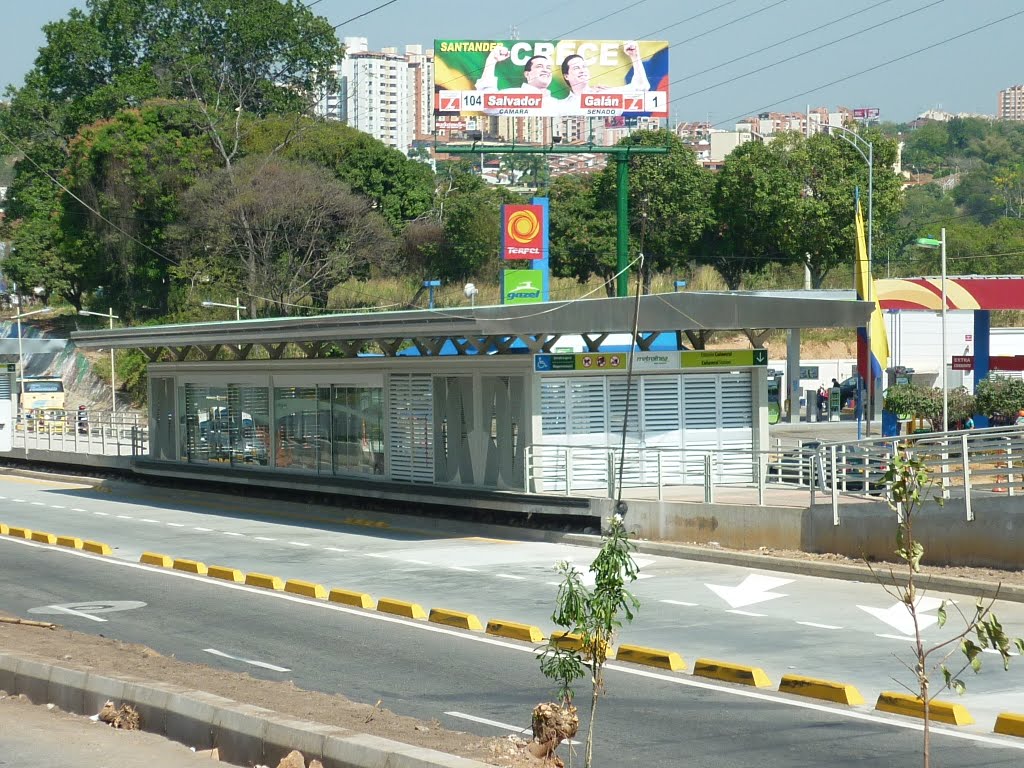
1, 473, 1022, 728
2, 534, 1024, 767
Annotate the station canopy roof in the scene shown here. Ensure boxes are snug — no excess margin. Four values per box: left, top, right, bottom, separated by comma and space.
71, 290, 872, 362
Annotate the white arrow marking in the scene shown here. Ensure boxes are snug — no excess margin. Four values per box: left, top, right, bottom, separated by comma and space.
857, 596, 944, 635
705, 574, 793, 609
46, 605, 107, 623
203, 648, 290, 672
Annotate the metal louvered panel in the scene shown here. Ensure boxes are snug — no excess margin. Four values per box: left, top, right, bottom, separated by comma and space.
569, 378, 606, 435
388, 373, 433, 484
540, 379, 568, 436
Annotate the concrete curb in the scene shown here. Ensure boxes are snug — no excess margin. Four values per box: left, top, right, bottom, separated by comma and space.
778, 674, 865, 706
616, 644, 685, 672
693, 658, 771, 688
0, 651, 490, 768
875, 691, 974, 726
561, 534, 1024, 604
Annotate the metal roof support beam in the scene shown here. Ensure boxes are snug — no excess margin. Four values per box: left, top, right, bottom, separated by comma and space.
198, 345, 222, 361
141, 348, 163, 362
171, 346, 191, 362
298, 341, 324, 358
336, 340, 362, 357
227, 344, 253, 360
266, 343, 288, 360
637, 332, 664, 351
743, 329, 773, 349
582, 333, 609, 352
415, 338, 445, 356
539, 334, 561, 352
450, 338, 473, 355
489, 336, 516, 354
377, 338, 404, 356
684, 330, 712, 350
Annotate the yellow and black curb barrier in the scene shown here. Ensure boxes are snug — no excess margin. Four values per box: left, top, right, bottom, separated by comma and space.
285, 579, 327, 600
208, 565, 245, 583
778, 674, 864, 705
485, 619, 545, 643
995, 712, 1024, 738
875, 692, 975, 726
693, 658, 771, 688
428, 608, 483, 631
173, 558, 208, 576
0, 522, 111, 556
245, 572, 284, 591
140, 552, 173, 568
329, 588, 375, 609
616, 644, 685, 672
377, 597, 427, 620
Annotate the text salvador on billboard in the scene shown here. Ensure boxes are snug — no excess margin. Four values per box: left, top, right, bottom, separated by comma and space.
434, 39, 669, 119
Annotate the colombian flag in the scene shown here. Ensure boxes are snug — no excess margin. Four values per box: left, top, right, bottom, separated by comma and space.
855, 194, 888, 385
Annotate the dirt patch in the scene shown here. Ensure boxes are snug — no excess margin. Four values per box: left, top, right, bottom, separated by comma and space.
0, 616, 538, 767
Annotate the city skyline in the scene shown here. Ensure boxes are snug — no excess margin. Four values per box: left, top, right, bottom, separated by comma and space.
2, 0, 1021, 127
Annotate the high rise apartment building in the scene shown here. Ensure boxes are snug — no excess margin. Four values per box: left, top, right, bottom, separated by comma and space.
998, 85, 1024, 121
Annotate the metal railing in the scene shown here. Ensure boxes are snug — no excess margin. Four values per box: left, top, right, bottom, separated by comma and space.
525, 425, 1024, 520
13, 411, 148, 457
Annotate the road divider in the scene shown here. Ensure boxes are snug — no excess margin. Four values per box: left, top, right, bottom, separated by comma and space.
486, 620, 545, 644
343, 517, 390, 529
245, 572, 284, 591
549, 631, 614, 659
0, 523, 7, 535
284, 579, 327, 600
377, 597, 427, 619
616, 644, 685, 672
30, 531, 57, 544
55, 535, 84, 550
208, 565, 245, 583
995, 711, 1024, 738
328, 588, 375, 609
8, 526, 32, 539
875, 692, 975, 726
428, 608, 483, 631
693, 658, 771, 688
140, 552, 173, 568
778, 674, 864, 705
173, 558, 208, 576
82, 540, 112, 556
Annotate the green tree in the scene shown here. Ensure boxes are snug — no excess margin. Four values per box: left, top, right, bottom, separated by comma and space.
595, 130, 714, 293
705, 140, 798, 289
548, 173, 616, 291
172, 156, 397, 315
878, 449, 1023, 768
535, 514, 639, 766
975, 376, 1024, 425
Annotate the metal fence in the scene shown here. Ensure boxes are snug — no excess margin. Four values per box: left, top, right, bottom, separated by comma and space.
13, 411, 148, 457
526, 425, 1024, 523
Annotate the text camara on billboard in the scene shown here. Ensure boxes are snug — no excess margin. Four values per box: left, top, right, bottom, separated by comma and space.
434, 40, 669, 119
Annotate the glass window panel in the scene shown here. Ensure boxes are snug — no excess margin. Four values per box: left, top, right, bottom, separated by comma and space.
333, 385, 384, 475
274, 386, 321, 471
229, 385, 270, 466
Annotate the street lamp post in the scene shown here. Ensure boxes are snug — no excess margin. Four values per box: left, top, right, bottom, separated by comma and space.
915, 231, 948, 431
201, 297, 245, 321
78, 308, 120, 413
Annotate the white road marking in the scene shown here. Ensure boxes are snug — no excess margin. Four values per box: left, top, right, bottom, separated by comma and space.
450, 566, 478, 572
9, 536, 1024, 753
288, 541, 311, 548
403, 559, 431, 565
365, 553, 390, 558
50, 505, 66, 509
72, 508, 87, 512
47, 605, 107, 623
116, 515, 133, 520
445, 712, 580, 745
858, 596, 943, 635
93, 512, 109, 516
706, 574, 792, 609
877, 633, 914, 642
223, 531, 244, 537
203, 648, 290, 672
30, 502, 45, 506
141, 518, 161, 524
496, 574, 526, 580
13, 499, 26, 503
727, 609, 766, 617
660, 600, 698, 607
193, 527, 212, 532
797, 621, 843, 630
0, 495, 6, 499
254, 536, 275, 541
166, 522, 185, 527
325, 547, 348, 553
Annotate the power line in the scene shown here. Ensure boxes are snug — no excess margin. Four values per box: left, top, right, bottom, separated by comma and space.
559, 0, 656, 38
712, 8, 1024, 129
333, 0, 401, 30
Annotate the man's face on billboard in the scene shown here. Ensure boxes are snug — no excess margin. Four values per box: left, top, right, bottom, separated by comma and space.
524, 56, 553, 89
564, 56, 589, 92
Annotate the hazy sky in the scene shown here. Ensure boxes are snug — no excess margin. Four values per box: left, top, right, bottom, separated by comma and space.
3, 0, 1021, 124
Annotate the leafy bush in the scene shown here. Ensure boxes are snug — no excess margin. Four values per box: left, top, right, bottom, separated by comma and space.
975, 376, 1024, 424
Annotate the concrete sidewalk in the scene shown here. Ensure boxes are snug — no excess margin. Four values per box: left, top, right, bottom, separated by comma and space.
0, 693, 214, 767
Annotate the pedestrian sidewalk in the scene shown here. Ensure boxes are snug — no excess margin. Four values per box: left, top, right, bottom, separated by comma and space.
0, 694, 214, 768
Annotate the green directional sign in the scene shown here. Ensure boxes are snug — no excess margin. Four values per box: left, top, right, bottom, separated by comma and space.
681, 349, 768, 368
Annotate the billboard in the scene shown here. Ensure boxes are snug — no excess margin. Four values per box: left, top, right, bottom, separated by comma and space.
434, 39, 669, 118
853, 107, 880, 121
501, 204, 544, 260
502, 269, 544, 305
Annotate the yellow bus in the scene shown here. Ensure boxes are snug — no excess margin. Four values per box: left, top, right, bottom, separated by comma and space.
19, 377, 66, 413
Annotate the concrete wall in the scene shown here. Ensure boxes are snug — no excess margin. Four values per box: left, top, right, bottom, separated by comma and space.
599, 494, 1024, 570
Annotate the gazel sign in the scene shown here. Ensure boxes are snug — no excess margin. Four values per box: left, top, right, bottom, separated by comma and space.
503, 269, 543, 305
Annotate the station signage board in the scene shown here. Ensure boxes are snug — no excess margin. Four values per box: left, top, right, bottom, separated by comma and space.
680, 349, 768, 369
951, 355, 974, 371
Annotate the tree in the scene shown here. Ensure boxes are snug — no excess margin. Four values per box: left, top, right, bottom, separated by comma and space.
172, 156, 397, 315
877, 449, 1023, 768
535, 513, 639, 767
975, 376, 1024, 425
705, 140, 798, 289
548, 173, 616, 291
595, 130, 714, 294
